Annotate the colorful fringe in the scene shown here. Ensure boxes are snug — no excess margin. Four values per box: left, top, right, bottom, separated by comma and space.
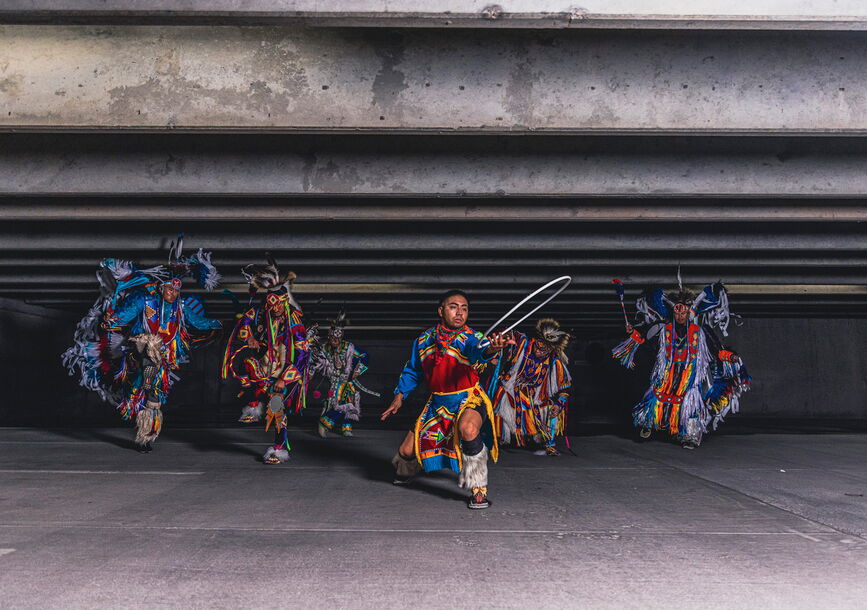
706, 360, 752, 428
612, 331, 644, 369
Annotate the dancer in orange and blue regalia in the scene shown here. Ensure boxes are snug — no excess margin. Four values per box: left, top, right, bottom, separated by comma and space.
381, 289, 510, 509
63, 236, 222, 452
612, 281, 751, 449
222, 256, 309, 464
490, 318, 572, 456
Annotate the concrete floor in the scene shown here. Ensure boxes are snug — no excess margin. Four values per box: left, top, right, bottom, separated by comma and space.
1, 427, 866, 609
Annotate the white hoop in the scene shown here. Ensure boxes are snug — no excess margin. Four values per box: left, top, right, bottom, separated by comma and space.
483, 275, 573, 337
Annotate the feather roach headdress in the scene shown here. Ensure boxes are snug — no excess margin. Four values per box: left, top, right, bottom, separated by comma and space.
535, 318, 569, 360
241, 253, 300, 310
663, 265, 695, 308
328, 308, 348, 339
665, 289, 697, 306
162, 234, 221, 291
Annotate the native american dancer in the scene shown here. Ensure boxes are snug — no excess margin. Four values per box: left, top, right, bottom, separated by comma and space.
222, 256, 309, 464
612, 282, 751, 449
62, 238, 221, 452
381, 290, 509, 509
490, 318, 572, 456
310, 310, 378, 438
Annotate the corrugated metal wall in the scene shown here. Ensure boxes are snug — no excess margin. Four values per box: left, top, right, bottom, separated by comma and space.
2, 132, 867, 335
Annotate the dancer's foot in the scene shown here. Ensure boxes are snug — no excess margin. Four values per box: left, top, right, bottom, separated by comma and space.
263, 445, 289, 464
392, 474, 414, 486
639, 427, 652, 439
546, 446, 561, 456
317, 423, 328, 438
681, 441, 698, 450
238, 414, 258, 424
468, 487, 490, 509
341, 428, 353, 438
137, 442, 153, 454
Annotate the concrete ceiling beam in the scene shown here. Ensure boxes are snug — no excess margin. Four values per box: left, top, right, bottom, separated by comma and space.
2, 25, 867, 131
3, 2, 867, 30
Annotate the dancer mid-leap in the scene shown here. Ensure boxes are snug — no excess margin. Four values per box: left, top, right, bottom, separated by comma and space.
63, 238, 221, 453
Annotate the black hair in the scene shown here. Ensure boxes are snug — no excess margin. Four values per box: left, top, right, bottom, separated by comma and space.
438, 289, 470, 307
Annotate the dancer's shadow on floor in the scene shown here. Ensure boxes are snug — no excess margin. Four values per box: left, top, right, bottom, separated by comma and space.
165, 427, 262, 458
290, 429, 466, 503
43, 427, 139, 451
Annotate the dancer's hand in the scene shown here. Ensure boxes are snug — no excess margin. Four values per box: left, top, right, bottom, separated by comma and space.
246, 335, 262, 350
273, 379, 285, 392
485, 331, 511, 354
381, 394, 403, 420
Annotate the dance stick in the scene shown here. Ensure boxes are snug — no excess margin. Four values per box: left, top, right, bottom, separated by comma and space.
611, 278, 630, 331
482, 275, 573, 339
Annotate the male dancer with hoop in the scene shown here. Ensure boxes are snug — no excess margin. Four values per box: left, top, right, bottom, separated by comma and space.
381, 290, 509, 509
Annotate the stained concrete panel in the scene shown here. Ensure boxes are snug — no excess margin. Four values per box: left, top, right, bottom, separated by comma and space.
2, 26, 867, 131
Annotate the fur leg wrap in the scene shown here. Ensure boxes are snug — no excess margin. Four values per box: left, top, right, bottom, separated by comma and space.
135, 401, 162, 445
458, 445, 489, 490
263, 446, 290, 463
240, 402, 264, 420
392, 452, 421, 477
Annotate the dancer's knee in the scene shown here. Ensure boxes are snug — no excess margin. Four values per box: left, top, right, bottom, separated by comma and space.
458, 410, 482, 441
398, 431, 415, 459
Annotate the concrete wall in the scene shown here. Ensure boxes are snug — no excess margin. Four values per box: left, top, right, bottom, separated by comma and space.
0, 298, 85, 424
2, 26, 866, 132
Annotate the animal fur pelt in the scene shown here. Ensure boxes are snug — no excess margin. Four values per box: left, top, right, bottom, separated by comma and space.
458, 446, 489, 490
130, 333, 164, 363
535, 318, 569, 361
135, 402, 162, 445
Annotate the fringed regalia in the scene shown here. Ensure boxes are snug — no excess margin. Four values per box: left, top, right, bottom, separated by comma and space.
62, 240, 221, 449
395, 324, 498, 473
221, 256, 309, 463
312, 340, 372, 436
612, 282, 752, 447
491, 322, 571, 452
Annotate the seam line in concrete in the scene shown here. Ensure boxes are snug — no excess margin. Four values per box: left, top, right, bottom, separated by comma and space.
620, 446, 866, 540
0, 524, 840, 536
0, 469, 204, 475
